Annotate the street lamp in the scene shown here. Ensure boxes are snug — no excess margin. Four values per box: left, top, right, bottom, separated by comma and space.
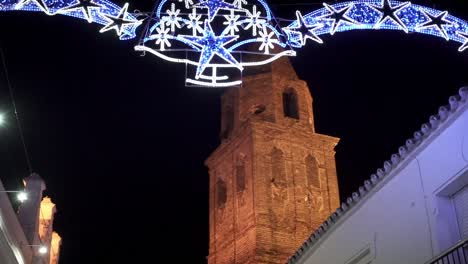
38, 245, 48, 254
0, 190, 28, 202
27, 244, 48, 255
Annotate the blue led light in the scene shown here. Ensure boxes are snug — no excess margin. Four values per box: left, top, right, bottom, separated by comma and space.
141, 0, 290, 86
2, 0, 467, 87
194, 0, 239, 22
1, 0, 141, 39
282, 0, 468, 51
180, 20, 242, 78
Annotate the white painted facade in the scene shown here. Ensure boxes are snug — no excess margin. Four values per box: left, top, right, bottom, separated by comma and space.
0, 180, 33, 264
289, 87, 468, 264
0, 174, 61, 264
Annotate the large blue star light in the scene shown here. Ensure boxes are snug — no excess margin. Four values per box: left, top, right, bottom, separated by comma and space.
194, 0, 239, 21
180, 20, 242, 79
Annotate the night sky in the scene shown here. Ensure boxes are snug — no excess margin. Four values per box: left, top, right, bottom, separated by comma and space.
0, 0, 467, 263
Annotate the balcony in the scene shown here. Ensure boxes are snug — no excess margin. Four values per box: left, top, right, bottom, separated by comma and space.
426, 239, 468, 264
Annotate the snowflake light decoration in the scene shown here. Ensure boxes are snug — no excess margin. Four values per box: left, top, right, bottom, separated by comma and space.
135, 0, 293, 87
244, 5, 266, 36
187, 8, 204, 36
2, 0, 468, 87
164, 3, 183, 33
223, 10, 241, 36
3, 0, 141, 40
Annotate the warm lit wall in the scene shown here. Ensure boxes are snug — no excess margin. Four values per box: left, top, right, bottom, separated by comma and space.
39, 197, 56, 243
49, 232, 61, 264
293, 94, 468, 264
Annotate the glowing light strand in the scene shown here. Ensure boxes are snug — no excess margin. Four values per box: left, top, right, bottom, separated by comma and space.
4, 0, 141, 39
99, 3, 142, 37
4, 0, 467, 87
282, 0, 468, 52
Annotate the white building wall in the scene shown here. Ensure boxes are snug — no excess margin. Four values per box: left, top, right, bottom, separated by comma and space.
0, 181, 33, 264
292, 90, 468, 264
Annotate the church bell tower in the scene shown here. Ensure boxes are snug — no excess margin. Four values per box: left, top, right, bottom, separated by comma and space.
206, 58, 340, 264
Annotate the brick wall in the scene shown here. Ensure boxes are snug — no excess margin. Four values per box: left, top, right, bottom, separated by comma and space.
206, 58, 340, 264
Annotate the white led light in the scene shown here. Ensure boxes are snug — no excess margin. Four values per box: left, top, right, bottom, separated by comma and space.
177, 0, 194, 9
99, 3, 142, 37
17, 192, 28, 203
15, 0, 51, 15
258, 27, 276, 54
283, 11, 324, 46
38, 246, 47, 255
366, 0, 411, 33
244, 5, 266, 37
187, 8, 204, 36
416, 10, 454, 41
457, 31, 468, 52
163, 3, 183, 32
223, 10, 241, 36
57, 0, 102, 23
194, 0, 240, 22
320, 3, 358, 35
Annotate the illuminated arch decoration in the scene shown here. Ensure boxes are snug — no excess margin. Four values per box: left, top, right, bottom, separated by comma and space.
1, 0, 468, 87
134, 0, 295, 87
0, 0, 142, 40
282, 0, 468, 51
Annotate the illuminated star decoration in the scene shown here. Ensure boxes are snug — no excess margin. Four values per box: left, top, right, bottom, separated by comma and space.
15, 0, 50, 14
58, 0, 102, 23
285, 11, 323, 46
457, 31, 468, 52
417, 10, 454, 40
99, 3, 142, 36
180, 20, 242, 79
368, 0, 411, 33
321, 3, 358, 35
194, 0, 239, 22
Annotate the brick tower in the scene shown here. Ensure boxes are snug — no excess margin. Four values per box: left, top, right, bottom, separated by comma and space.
206, 58, 340, 264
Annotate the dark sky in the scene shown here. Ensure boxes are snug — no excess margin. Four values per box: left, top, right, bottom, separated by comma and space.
0, 0, 467, 263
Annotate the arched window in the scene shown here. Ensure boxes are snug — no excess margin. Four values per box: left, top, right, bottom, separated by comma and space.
306, 155, 320, 188
216, 178, 227, 207
271, 148, 286, 186
283, 89, 299, 119
236, 158, 246, 192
